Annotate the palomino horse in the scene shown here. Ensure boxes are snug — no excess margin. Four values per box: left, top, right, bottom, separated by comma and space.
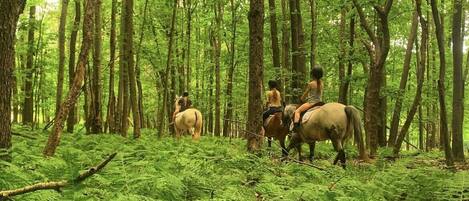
263, 111, 289, 156
174, 108, 203, 140
284, 102, 367, 168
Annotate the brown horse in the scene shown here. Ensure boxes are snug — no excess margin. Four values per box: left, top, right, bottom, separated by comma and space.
174, 108, 203, 140
284, 103, 367, 168
262, 111, 290, 156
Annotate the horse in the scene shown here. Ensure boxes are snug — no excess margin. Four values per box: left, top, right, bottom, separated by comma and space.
262, 111, 290, 157
283, 102, 367, 168
174, 108, 203, 140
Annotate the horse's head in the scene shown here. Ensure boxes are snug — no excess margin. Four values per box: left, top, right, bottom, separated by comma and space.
282, 104, 298, 129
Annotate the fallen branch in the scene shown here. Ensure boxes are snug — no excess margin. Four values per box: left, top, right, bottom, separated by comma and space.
11, 132, 37, 140
0, 152, 117, 200
288, 156, 326, 171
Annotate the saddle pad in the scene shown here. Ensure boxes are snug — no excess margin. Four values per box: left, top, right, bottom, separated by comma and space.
301, 106, 321, 124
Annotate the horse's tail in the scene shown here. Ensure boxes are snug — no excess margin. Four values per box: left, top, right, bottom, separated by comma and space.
344, 106, 368, 160
193, 110, 203, 140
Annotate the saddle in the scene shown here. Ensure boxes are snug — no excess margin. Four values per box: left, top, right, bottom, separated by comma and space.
300, 102, 325, 124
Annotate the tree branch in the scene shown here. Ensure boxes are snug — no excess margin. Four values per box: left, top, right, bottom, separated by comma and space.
352, 0, 377, 45
0, 153, 117, 200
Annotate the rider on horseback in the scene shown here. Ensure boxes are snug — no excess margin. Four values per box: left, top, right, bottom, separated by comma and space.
172, 91, 192, 124
263, 80, 282, 125
291, 66, 324, 131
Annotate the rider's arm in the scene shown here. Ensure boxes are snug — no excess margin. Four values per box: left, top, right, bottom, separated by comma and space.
300, 83, 311, 102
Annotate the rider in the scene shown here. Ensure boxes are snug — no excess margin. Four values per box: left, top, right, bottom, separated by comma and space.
263, 80, 282, 124
292, 66, 324, 131
172, 91, 192, 123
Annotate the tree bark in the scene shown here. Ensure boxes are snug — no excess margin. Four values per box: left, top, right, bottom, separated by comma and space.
353, 0, 393, 156
280, 0, 290, 101
106, 0, 117, 133
247, 0, 264, 152
338, 7, 347, 104
23, 6, 36, 126
268, 0, 281, 85
43, 0, 94, 157
66, 0, 80, 133
223, 0, 238, 137
90, 0, 103, 134
451, 0, 465, 162
158, 0, 177, 137
214, 2, 223, 136
308, 0, 317, 75
56, 0, 69, 118
135, 0, 149, 129
0, 0, 26, 160
388, 12, 419, 147
430, 0, 453, 166
289, 0, 306, 103
393, 1, 427, 155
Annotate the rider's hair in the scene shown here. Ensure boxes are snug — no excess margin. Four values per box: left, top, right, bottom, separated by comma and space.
183, 91, 189, 97
311, 66, 323, 93
268, 80, 278, 90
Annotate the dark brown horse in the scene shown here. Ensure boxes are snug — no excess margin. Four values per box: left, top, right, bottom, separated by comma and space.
262, 111, 290, 156
284, 103, 368, 168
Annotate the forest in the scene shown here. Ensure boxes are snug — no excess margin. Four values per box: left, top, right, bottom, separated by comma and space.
0, 0, 468, 200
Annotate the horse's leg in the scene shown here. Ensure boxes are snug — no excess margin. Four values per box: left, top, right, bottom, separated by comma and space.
296, 144, 303, 161
268, 137, 272, 147
308, 141, 316, 162
331, 138, 343, 166
280, 137, 288, 157
339, 149, 346, 169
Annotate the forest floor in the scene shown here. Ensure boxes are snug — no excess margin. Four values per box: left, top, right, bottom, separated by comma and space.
1, 127, 468, 201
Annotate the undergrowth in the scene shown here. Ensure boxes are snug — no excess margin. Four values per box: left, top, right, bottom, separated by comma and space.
1, 128, 468, 201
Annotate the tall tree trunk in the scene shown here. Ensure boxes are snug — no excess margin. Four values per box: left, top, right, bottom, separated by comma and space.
451, 0, 465, 162
268, 0, 281, 85
223, 0, 238, 137
43, 0, 94, 157
338, 7, 347, 104
308, 0, 317, 73
214, 2, 223, 136
430, 0, 453, 166
122, 0, 140, 138
393, 1, 427, 155
90, 0, 103, 134
119, 0, 130, 137
23, 6, 36, 126
66, 0, 80, 133
0, 0, 26, 160
246, 0, 264, 152
56, 0, 69, 118
135, 0, 148, 129
158, 0, 177, 137
184, 0, 194, 92
353, 0, 393, 156
281, 0, 290, 101
289, 0, 306, 103
106, 0, 117, 133
388, 12, 419, 147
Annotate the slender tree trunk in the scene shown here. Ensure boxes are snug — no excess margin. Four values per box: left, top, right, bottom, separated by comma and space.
158, 0, 177, 137
119, 0, 130, 137
66, 0, 80, 133
23, 6, 36, 126
90, 0, 103, 134
135, 0, 148, 129
56, 0, 69, 118
393, 1, 427, 155
308, 0, 317, 73
43, 0, 94, 157
388, 12, 418, 147
451, 0, 465, 162
289, 0, 306, 103
214, 2, 223, 136
268, 0, 281, 85
430, 0, 453, 166
246, 0, 264, 152
106, 0, 117, 133
281, 0, 290, 101
0, 0, 26, 160
338, 7, 347, 104
223, 0, 238, 137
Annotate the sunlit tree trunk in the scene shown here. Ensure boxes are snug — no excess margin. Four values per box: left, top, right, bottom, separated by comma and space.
66, 0, 80, 133
247, 0, 264, 152
268, 0, 281, 87
214, 2, 223, 136
56, 0, 68, 118
23, 6, 36, 126
106, 0, 117, 133
90, 0, 103, 134
289, 0, 306, 103
43, 0, 94, 156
